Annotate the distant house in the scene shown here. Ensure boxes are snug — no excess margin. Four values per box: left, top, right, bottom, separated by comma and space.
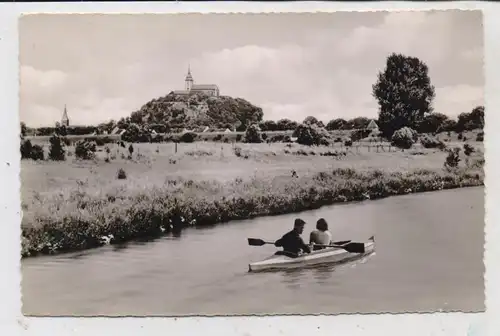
111, 126, 121, 135
224, 128, 232, 133
172, 65, 220, 97
366, 120, 379, 131
202, 126, 210, 133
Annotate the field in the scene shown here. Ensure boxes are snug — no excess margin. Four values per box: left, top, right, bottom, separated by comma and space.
20, 130, 484, 257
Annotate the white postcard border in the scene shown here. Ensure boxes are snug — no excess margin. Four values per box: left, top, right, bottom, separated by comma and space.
0, 1, 497, 335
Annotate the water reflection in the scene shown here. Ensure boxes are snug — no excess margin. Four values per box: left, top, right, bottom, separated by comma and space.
280, 268, 306, 290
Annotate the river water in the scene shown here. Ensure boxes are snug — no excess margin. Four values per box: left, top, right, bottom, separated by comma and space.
21, 187, 485, 316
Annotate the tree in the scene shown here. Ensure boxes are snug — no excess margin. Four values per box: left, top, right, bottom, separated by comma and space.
276, 118, 298, 131
48, 135, 66, 161
469, 106, 485, 129
20, 122, 27, 137
259, 120, 278, 131
303, 116, 325, 128
348, 117, 371, 130
418, 113, 449, 134
293, 123, 330, 146
373, 53, 436, 138
456, 106, 484, 132
244, 124, 263, 143
326, 118, 347, 131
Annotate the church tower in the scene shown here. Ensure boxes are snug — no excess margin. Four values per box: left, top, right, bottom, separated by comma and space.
185, 65, 194, 91
61, 104, 69, 127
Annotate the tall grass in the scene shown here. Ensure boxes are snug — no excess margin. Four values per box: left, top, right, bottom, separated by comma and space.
21, 163, 483, 257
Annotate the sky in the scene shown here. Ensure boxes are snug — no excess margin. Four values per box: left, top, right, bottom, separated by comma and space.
19, 10, 484, 127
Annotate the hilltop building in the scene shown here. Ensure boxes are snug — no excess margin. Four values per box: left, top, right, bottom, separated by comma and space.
61, 105, 70, 127
173, 65, 220, 97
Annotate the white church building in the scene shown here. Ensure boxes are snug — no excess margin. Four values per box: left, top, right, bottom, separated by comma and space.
173, 66, 220, 97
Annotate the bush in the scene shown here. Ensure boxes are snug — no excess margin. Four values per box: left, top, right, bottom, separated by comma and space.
293, 123, 330, 146
236, 134, 243, 142
48, 135, 66, 161
444, 147, 461, 168
391, 127, 417, 149
344, 139, 353, 147
457, 133, 463, 140
20, 140, 45, 160
463, 143, 475, 156
179, 132, 197, 143
117, 168, 127, 180
74, 140, 97, 160
420, 134, 446, 150
244, 124, 263, 143
261, 133, 268, 141
476, 132, 484, 142
20, 140, 33, 160
122, 124, 151, 143
31, 145, 45, 161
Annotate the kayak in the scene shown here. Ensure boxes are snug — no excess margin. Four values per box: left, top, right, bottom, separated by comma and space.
248, 236, 375, 272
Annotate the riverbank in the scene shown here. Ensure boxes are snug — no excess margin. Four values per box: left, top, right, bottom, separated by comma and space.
20, 142, 484, 257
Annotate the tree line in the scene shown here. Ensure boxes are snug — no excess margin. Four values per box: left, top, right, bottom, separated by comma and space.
21, 52, 484, 139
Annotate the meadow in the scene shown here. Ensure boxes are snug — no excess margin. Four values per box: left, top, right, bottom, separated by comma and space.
20, 130, 484, 257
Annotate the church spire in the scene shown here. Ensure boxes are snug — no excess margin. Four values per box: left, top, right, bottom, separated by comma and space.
185, 64, 194, 91
61, 104, 69, 127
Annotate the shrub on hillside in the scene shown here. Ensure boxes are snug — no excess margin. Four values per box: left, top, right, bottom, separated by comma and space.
293, 123, 330, 146
420, 134, 446, 150
179, 132, 197, 143
48, 135, 66, 161
75, 140, 97, 160
344, 139, 353, 147
244, 124, 263, 143
391, 127, 418, 149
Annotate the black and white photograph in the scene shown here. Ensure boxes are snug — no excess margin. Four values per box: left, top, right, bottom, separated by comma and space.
18, 10, 485, 316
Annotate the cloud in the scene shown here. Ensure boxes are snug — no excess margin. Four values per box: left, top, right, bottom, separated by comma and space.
19, 11, 483, 127
435, 85, 484, 115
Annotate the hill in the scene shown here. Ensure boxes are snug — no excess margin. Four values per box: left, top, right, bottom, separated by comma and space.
127, 92, 264, 131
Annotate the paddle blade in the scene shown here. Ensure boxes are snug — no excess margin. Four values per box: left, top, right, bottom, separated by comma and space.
333, 240, 351, 246
248, 238, 267, 246
342, 242, 365, 254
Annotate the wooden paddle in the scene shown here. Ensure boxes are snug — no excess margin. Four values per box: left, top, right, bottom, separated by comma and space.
247, 238, 365, 254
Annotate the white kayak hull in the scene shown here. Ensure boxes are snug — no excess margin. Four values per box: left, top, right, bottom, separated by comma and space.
248, 236, 375, 272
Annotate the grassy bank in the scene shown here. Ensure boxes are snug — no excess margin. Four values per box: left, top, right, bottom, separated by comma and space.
20, 141, 484, 257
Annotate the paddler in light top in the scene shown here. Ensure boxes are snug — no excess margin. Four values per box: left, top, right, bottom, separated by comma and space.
274, 218, 311, 257
309, 218, 332, 251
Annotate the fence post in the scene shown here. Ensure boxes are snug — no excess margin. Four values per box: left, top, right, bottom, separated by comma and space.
175, 142, 178, 153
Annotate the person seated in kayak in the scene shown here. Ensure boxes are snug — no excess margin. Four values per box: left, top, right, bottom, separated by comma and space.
309, 218, 332, 251
274, 218, 311, 257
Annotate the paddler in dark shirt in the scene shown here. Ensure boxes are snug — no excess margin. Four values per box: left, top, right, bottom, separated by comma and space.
274, 218, 311, 257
